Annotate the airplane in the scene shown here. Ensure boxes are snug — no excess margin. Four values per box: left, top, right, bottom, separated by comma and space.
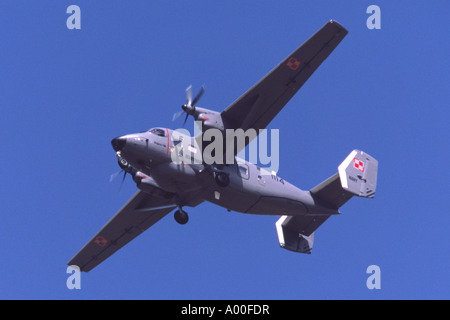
68, 20, 378, 272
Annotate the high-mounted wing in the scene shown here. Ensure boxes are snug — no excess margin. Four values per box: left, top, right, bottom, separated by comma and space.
221, 20, 348, 155
67, 190, 177, 272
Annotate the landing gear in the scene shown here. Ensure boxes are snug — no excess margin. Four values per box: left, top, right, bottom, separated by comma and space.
174, 208, 189, 225
214, 172, 230, 187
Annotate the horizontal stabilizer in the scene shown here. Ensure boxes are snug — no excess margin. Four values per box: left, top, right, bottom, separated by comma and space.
311, 150, 378, 210
275, 215, 330, 254
277, 150, 378, 254
310, 173, 352, 209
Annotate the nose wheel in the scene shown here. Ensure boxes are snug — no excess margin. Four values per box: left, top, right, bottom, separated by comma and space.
174, 208, 189, 225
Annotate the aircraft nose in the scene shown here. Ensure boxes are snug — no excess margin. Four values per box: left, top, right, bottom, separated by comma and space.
111, 136, 127, 151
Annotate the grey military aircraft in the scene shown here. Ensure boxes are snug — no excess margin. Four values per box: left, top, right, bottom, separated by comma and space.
68, 21, 378, 272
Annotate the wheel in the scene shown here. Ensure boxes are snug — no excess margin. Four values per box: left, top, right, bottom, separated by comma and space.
174, 209, 189, 225
214, 172, 230, 187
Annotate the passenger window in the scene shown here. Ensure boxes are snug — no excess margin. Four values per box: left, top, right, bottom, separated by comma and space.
238, 164, 249, 180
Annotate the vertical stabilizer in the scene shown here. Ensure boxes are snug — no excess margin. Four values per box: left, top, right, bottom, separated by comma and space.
338, 150, 378, 199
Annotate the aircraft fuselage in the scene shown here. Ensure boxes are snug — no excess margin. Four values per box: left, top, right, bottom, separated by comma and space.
112, 128, 339, 218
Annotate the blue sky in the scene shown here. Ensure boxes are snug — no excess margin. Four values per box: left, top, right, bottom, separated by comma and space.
0, 1, 449, 299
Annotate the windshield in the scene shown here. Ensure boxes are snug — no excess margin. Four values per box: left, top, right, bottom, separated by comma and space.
148, 128, 166, 137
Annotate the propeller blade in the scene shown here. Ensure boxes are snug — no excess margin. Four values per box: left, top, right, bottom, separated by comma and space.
191, 85, 205, 106
186, 85, 192, 106
119, 170, 127, 191
172, 110, 184, 122
183, 113, 189, 127
109, 170, 122, 182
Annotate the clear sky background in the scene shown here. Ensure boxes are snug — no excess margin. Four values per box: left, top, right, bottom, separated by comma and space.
0, 1, 448, 300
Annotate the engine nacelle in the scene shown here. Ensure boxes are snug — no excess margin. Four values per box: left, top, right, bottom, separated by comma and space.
192, 107, 225, 132
133, 172, 162, 193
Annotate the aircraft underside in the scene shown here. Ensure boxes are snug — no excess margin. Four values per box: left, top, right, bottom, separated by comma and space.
68, 21, 378, 272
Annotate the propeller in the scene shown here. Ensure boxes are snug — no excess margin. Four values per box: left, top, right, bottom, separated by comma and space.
172, 85, 205, 126
110, 169, 127, 191
109, 157, 134, 191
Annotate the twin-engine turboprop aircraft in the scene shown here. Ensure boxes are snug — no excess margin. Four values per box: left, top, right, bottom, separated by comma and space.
68, 21, 378, 272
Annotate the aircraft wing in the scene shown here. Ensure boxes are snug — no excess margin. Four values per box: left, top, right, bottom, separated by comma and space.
67, 190, 177, 272
221, 20, 348, 155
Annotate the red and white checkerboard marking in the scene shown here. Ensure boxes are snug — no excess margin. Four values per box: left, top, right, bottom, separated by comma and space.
93, 236, 109, 247
353, 157, 365, 172
285, 57, 302, 70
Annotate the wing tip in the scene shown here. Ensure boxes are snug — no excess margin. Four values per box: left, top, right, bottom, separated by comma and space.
66, 263, 89, 273
328, 20, 349, 35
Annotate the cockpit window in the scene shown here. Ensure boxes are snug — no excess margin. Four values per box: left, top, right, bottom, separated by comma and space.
148, 128, 166, 137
